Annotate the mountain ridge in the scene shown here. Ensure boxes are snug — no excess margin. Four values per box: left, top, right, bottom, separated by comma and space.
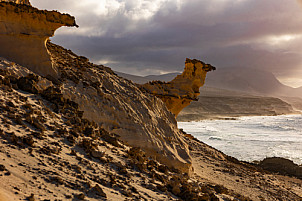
116, 67, 301, 98
116, 69, 301, 120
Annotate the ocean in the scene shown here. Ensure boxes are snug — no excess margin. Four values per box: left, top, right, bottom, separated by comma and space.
178, 114, 302, 165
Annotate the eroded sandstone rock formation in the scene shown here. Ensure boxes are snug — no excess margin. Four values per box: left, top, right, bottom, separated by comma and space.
142, 58, 216, 116
0, 0, 192, 174
47, 42, 192, 174
0, 1, 77, 77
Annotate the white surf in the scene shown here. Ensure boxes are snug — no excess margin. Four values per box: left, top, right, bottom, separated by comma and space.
178, 115, 302, 164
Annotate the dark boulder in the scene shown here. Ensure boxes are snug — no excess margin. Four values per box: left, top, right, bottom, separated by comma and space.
259, 157, 302, 179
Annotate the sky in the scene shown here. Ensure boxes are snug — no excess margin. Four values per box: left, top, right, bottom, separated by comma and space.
31, 0, 302, 88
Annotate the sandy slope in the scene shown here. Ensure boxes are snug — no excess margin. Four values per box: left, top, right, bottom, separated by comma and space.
186, 136, 302, 201
0, 47, 300, 201
0, 80, 180, 201
0, 56, 251, 201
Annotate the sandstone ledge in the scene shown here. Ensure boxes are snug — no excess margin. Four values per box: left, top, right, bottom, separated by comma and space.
0, 2, 78, 78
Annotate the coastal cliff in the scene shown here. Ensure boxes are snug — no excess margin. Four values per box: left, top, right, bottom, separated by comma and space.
142, 59, 216, 116
0, 1, 192, 175
0, 1, 77, 77
0, 2, 301, 201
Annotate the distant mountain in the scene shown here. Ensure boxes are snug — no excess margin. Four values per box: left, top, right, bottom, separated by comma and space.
116, 67, 301, 98
145, 73, 180, 83
115, 71, 150, 84
280, 96, 302, 111
297, 87, 302, 95
204, 67, 300, 98
115, 68, 302, 116
115, 71, 179, 84
177, 87, 295, 121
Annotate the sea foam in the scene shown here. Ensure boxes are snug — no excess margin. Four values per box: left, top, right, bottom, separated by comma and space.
178, 115, 302, 164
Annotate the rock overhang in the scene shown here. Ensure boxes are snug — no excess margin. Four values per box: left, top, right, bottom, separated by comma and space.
0, 1, 196, 175
0, 1, 78, 78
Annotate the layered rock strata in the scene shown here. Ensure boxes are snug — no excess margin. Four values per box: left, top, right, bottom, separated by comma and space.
0, 1, 77, 77
142, 58, 216, 116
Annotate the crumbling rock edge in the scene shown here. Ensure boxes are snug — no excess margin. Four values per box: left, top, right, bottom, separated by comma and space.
1, 57, 242, 200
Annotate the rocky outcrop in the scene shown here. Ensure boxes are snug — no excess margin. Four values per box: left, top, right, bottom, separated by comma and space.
141, 58, 216, 116
0, 1, 192, 174
0, 1, 77, 78
0, 58, 209, 200
0, 58, 301, 200
0, 0, 30, 5
47, 42, 192, 174
259, 157, 302, 179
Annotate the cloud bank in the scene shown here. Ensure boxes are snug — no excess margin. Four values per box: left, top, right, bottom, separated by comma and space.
31, 0, 302, 87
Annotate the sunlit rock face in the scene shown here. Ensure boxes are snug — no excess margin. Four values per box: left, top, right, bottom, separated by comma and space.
0, 1, 77, 77
0, 0, 31, 5
142, 58, 216, 116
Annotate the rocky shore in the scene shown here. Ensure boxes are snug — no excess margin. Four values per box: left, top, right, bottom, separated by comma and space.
0, 1, 301, 200
0, 41, 300, 201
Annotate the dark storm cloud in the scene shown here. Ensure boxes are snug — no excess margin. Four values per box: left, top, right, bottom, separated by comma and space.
31, 0, 302, 85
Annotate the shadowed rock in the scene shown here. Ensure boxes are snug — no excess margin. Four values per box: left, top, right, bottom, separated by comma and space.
259, 157, 302, 179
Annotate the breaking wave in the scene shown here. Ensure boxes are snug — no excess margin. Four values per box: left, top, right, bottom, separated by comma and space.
178, 115, 302, 164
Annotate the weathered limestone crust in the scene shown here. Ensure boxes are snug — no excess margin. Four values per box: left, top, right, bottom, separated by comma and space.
0, 1, 77, 77
142, 58, 216, 116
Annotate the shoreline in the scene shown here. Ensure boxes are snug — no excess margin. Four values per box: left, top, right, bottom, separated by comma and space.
178, 114, 302, 166
177, 111, 302, 122
185, 133, 302, 200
